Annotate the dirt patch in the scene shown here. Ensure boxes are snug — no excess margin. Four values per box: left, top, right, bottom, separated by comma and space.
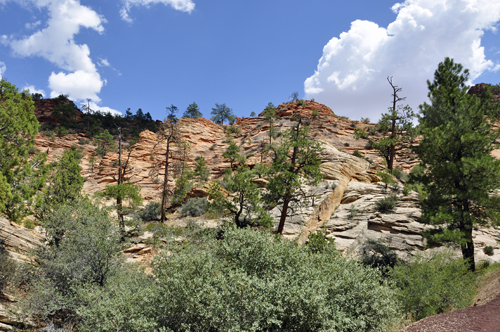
399, 275, 500, 332
473, 269, 500, 306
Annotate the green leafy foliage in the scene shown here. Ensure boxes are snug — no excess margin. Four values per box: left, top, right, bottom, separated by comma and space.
483, 246, 494, 256
377, 169, 397, 190
171, 163, 193, 206
0, 241, 16, 292
193, 156, 210, 184
137, 201, 161, 222
390, 250, 477, 320
149, 227, 400, 331
361, 239, 399, 276
93, 129, 116, 157
307, 229, 336, 254
52, 103, 78, 125
416, 57, 500, 271
223, 136, 244, 168
226, 125, 242, 135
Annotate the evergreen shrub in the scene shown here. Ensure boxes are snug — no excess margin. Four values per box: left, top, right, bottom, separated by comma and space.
390, 251, 477, 320
138, 201, 161, 222
375, 195, 398, 213
180, 198, 207, 217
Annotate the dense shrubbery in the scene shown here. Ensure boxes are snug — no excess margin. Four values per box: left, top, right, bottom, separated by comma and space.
361, 239, 399, 276
19, 199, 121, 324
390, 250, 477, 320
180, 197, 207, 217
0, 243, 16, 292
137, 201, 161, 221
74, 227, 400, 332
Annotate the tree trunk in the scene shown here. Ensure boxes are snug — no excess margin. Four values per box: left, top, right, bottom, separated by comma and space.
277, 195, 290, 234
461, 230, 475, 272
161, 140, 170, 223
117, 128, 125, 241
118, 196, 125, 241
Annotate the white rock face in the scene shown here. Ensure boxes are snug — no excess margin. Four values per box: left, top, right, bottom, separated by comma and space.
266, 141, 500, 262
276, 178, 500, 263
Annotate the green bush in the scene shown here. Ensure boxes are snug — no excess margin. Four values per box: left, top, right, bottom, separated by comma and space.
226, 125, 242, 135
48, 228, 401, 331
361, 117, 370, 124
55, 125, 68, 136
307, 229, 336, 254
180, 198, 207, 217
361, 239, 399, 276
21, 200, 121, 323
375, 195, 398, 213
0, 244, 16, 292
392, 167, 408, 182
353, 149, 363, 158
151, 227, 400, 331
484, 245, 494, 256
138, 201, 161, 221
76, 267, 161, 332
390, 250, 477, 320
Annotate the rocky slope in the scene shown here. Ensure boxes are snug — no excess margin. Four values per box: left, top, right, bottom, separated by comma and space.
29, 89, 500, 262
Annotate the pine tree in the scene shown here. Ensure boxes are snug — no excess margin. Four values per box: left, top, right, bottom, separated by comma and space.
151, 106, 180, 222
0, 79, 48, 221
193, 156, 210, 184
223, 137, 244, 169
208, 164, 272, 228
265, 116, 323, 234
183, 102, 202, 118
416, 57, 500, 271
35, 148, 84, 220
210, 103, 234, 125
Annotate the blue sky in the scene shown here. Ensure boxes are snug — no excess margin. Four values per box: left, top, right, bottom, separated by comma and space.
1, 0, 500, 122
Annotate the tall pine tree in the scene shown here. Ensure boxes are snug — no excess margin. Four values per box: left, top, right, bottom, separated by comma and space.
0, 79, 47, 221
416, 58, 500, 271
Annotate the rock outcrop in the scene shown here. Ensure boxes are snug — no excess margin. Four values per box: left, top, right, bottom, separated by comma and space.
0, 217, 42, 263
29, 95, 500, 262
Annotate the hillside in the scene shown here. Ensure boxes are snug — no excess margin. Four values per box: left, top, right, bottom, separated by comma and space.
29, 88, 500, 262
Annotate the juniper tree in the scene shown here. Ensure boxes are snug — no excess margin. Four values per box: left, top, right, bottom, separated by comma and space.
415, 57, 500, 271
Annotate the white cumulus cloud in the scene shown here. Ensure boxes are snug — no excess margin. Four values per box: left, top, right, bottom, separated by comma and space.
82, 100, 122, 117
120, 0, 195, 23
23, 84, 45, 96
0, 61, 5, 79
5, 0, 106, 102
304, 0, 500, 121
